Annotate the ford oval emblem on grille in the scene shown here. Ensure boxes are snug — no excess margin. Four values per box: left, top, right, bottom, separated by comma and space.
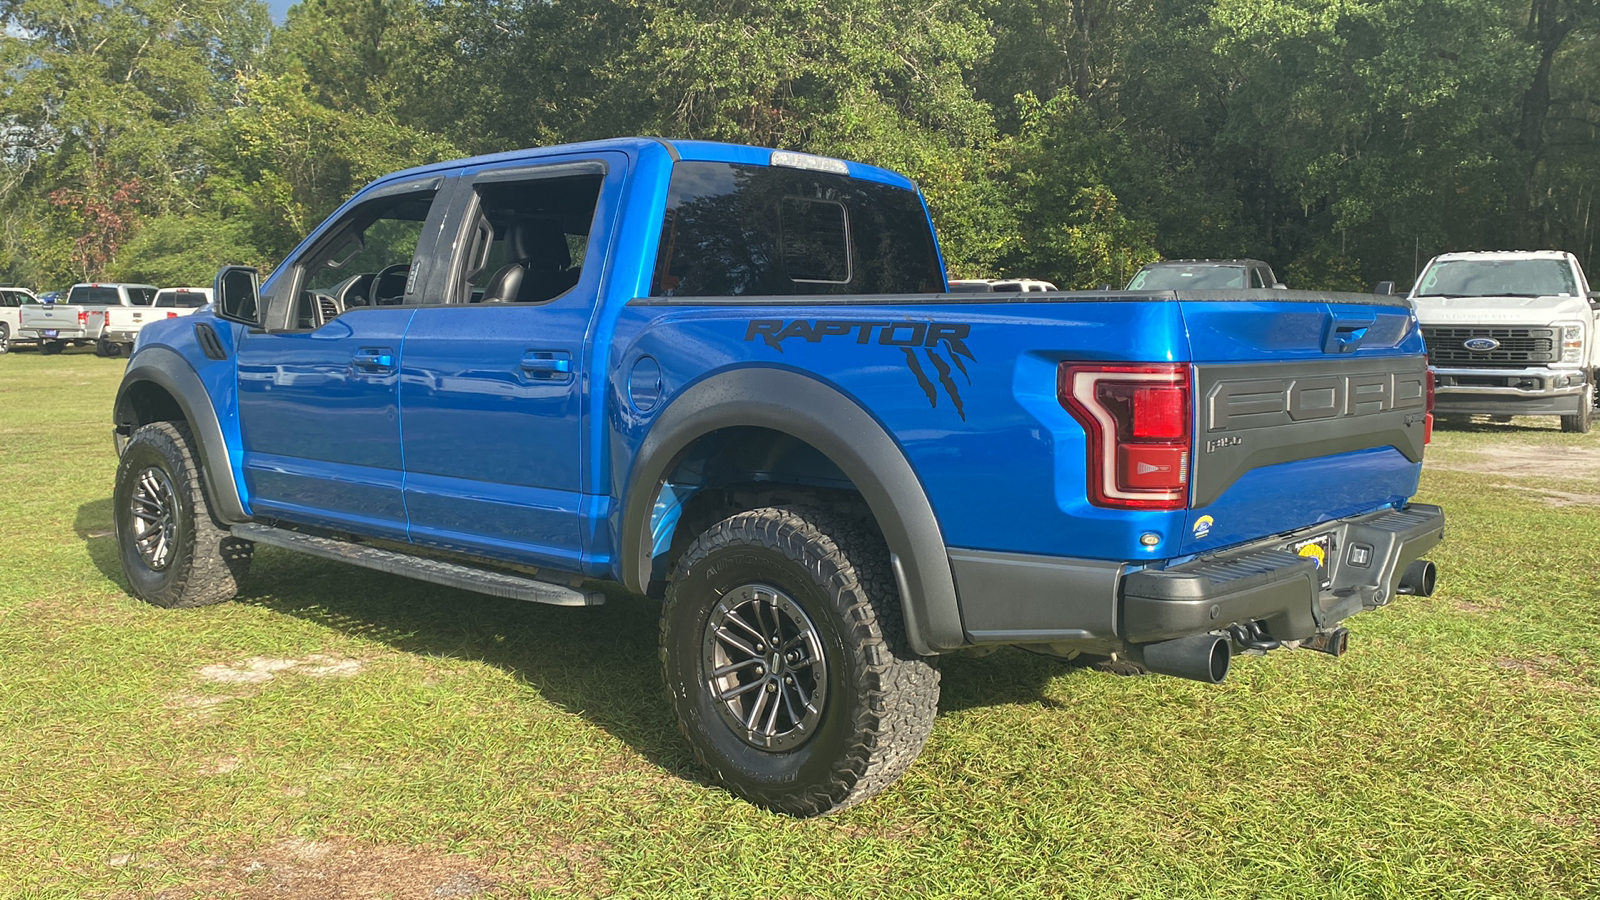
1463, 337, 1500, 352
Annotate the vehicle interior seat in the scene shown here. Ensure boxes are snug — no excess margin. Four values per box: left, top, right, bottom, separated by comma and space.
480, 221, 581, 303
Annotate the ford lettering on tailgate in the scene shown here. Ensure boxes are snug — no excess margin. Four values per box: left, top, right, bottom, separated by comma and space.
1192, 358, 1428, 507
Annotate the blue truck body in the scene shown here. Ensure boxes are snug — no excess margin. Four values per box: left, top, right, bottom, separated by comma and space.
112, 137, 1444, 814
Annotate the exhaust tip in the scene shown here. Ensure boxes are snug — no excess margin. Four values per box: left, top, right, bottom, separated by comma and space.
1143, 633, 1231, 684
1398, 559, 1438, 597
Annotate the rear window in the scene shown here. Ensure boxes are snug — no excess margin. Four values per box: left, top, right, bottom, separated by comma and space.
156, 291, 208, 308
127, 287, 157, 306
66, 286, 120, 305
651, 161, 943, 297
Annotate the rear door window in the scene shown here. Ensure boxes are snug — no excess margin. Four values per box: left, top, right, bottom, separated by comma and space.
651, 161, 943, 297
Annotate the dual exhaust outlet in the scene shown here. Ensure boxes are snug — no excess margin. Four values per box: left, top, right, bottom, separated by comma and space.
1138, 558, 1438, 684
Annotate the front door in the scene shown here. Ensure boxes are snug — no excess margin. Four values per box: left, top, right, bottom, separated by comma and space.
399, 158, 620, 571
236, 181, 445, 538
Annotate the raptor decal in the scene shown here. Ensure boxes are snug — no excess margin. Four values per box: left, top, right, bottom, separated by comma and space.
744, 319, 977, 419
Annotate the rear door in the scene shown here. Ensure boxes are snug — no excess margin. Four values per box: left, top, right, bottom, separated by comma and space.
398, 155, 623, 571
235, 177, 447, 538
1180, 293, 1428, 554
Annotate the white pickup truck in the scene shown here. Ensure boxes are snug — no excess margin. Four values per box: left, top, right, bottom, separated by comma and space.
1411, 250, 1600, 433
0, 286, 42, 354
19, 283, 171, 356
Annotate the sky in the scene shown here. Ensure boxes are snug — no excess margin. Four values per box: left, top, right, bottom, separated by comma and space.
268, 0, 295, 23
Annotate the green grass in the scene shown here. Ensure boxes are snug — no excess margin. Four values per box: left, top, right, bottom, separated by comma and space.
1, 348, 1597, 898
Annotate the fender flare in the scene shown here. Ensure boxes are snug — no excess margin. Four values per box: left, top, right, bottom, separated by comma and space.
618, 367, 963, 655
114, 346, 248, 524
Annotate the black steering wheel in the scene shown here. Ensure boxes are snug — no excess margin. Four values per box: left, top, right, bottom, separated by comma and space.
371, 263, 410, 305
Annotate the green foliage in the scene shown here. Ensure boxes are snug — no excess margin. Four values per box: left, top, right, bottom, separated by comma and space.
1, 0, 1598, 288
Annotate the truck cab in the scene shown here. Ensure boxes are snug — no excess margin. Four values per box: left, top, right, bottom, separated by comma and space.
1411, 250, 1599, 433
0, 286, 41, 354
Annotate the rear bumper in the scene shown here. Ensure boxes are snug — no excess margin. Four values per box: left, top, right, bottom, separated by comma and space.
1121, 504, 1444, 643
948, 504, 1445, 650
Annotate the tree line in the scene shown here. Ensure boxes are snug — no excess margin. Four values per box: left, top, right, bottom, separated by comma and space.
2, 0, 1596, 291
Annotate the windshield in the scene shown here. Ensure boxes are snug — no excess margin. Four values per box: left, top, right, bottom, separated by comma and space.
65, 286, 120, 305
1127, 265, 1247, 290
1415, 259, 1578, 297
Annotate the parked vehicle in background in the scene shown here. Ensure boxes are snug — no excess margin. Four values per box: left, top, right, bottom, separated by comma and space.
1411, 250, 1599, 433
151, 287, 213, 310
1127, 259, 1286, 290
947, 278, 1058, 293
111, 138, 1443, 817
18, 284, 133, 354
37, 291, 61, 304
0, 286, 42, 354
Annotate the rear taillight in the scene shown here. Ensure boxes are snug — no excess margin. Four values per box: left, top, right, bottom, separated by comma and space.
167, 312, 178, 318
1058, 363, 1192, 509
1424, 369, 1435, 445
77, 310, 87, 326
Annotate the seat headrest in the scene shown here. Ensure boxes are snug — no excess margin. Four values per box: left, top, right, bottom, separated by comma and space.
505, 221, 570, 271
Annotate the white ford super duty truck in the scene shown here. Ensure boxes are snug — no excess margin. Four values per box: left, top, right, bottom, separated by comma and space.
1411, 250, 1599, 433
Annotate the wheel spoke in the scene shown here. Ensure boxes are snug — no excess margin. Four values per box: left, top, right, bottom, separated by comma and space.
723, 612, 765, 644
761, 683, 783, 735
717, 677, 765, 703
744, 683, 772, 732
711, 658, 760, 678
713, 627, 759, 658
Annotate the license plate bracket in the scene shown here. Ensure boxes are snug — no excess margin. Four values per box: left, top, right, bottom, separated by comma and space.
1289, 532, 1335, 587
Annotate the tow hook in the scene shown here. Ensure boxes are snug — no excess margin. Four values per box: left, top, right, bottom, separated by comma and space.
1302, 627, 1350, 658
1227, 621, 1281, 652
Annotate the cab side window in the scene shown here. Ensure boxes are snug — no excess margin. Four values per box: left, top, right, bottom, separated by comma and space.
1250, 268, 1266, 288
290, 189, 438, 329
456, 173, 603, 305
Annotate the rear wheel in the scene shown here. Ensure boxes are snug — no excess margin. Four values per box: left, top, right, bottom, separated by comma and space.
660, 506, 939, 816
113, 421, 252, 608
0, 324, 9, 354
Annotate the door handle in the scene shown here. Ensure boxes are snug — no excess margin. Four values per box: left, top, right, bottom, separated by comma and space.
352, 350, 395, 370
519, 357, 571, 374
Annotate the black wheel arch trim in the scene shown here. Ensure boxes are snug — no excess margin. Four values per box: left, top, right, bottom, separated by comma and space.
113, 346, 248, 523
619, 366, 963, 655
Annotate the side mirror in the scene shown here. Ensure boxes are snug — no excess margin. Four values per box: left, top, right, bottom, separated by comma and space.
214, 265, 261, 326
1372, 281, 1396, 296
1271, 282, 1288, 289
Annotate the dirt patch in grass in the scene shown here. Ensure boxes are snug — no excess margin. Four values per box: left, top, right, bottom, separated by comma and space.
1493, 657, 1595, 695
197, 654, 365, 685
1429, 442, 1600, 481
148, 836, 603, 899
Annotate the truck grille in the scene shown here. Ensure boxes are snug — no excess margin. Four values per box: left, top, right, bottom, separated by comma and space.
1421, 326, 1557, 367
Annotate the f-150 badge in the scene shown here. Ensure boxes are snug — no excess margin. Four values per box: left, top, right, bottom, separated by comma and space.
745, 319, 976, 420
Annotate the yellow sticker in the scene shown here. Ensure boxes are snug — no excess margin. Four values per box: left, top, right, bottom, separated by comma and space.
1297, 543, 1326, 567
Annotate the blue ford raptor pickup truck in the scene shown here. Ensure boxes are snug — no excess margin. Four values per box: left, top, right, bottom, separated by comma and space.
110, 138, 1445, 816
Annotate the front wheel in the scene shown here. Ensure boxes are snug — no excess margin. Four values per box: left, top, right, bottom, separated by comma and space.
113, 421, 253, 607
660, 506, 939, 817
1561, 385, 1593, 434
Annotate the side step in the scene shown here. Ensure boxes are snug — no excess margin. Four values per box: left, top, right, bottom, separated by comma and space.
231, 523, 604, 607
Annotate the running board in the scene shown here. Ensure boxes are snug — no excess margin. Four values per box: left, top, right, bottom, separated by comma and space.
231, 523, 604, 607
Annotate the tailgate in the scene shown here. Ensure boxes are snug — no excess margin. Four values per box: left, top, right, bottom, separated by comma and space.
1179, 291, 1428, 555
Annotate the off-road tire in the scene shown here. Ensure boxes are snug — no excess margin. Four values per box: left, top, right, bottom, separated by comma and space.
113, 421, 252, 608
0, 323, 9, 354
660, 506, 939, 817
40, 340, 63, 355
1561, 385, 1593, 434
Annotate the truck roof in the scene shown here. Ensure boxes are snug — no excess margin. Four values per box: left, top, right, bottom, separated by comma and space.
1427, 250, 1573, 263
372, 138, 919, 194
